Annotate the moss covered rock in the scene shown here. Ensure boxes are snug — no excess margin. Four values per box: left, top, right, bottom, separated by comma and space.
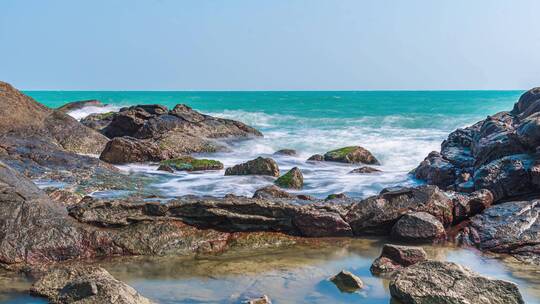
324, 146, 380, 165
160, 156, 224, 172
275, 167, 304, 189
225, 157, 280, 176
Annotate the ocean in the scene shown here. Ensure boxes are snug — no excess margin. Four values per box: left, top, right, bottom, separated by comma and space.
26, 90, 522, 199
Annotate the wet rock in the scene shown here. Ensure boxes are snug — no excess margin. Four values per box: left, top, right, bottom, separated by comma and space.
329, 270, 364, 293
391, 212, 446, 243
100, 136, 175, 164
275, 167, 303, 189
56, 99, 104, 113
307, 154, 324, 162
413, 151, 456, 188
253, 185, 297, 199
511, 87, 540, 116
245, 295, 272, 304
370, 244, 427, 276
80, 112, 116, 131
323, 146, 380, 165
274, 149, 297, 156
458, 200, 540, 259
450, 189, 494, 224
389, 260, 524, 304
157, 164, 175, 173
348, 166, 381, 174
325, 193, 348, 201
31, 265, 153, 304
225, 157, 280, 177
345, 185, 453, 236
160, 156, 224, 171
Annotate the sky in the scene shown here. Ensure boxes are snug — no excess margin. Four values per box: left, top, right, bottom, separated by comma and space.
1, 0, 540, 91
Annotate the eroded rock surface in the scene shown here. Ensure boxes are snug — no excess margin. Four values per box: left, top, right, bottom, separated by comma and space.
370, 244, 427, 276
31, 265, 153, 304
329, 270, 364, 293
389, 260, 524, 304
225, 157, 280, 177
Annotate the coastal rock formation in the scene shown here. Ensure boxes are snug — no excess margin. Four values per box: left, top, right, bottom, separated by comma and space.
56, 99, 104, 113
100, 136, 175, 163
329, 270, 364, 292
84, 103, 262, 162
389, 260, 524, 304
370, 244, 427, 276
159, 157, 224, 172
275, 167, 303, 189
323, 146, 380, 165
390, 212, 446, 243
274, 149, 297, 156
348, 166, 381, 174
345, 185, 453, 236
450, 189, 494, 224
225, 157, 280, 176
414, 88, 540, 202
457, 200, 540, 261
31, 266, 153, 304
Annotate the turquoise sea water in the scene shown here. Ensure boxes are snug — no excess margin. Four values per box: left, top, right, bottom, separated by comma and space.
26, 90, 522, 198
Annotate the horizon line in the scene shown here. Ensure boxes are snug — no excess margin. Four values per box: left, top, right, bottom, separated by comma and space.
22, 88, 528, 93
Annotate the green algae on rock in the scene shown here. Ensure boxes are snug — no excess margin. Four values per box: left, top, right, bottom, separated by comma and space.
160, 156, 224, 172
275, 167, 303, 189
324, 146, 380, 165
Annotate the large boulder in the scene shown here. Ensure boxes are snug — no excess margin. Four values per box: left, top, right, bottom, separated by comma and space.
56, 99, 104, 113
323, 146, 380, 165
390, 211, 446, 243
345, 186, 453, 235
31, 265, 153, 304
275, 167, 303, 189
370, 244, 427, 276
389, 260, 524, 304
414, 88, 540, 202
225, 157, 280, 177
100, 136, 176, 164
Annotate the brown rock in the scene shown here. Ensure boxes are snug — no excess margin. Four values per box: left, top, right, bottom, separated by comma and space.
370, 244, 427, 276
56, 99, 104, 113
275, 167, 303, 189
348, 166, 381, 174
225, 157, 280, 177
329, 270, 364, 293
324, 146, 380, 165
307, 154, 324, 161
391, 212, 446, 243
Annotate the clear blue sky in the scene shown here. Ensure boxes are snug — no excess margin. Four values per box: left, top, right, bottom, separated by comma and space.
1, 0, 539, 90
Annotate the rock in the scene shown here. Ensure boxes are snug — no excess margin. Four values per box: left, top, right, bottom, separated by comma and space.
389, 260, 524, 304
391, 212, 446, 243
451, 189, 494, 224
370, 244, 427, 276
225, 157, 280, 177
329, 270, 364, 293
157, 164, 175, 173
252, 185, 314, 201
414, 88, 540, 202
31, 265, 153, 304
348, 166, 381, 174
274, 149, 297, 156
56, 99, 104, 113
325, 193, 348, 201
246, 295, 272, 304
80, 112, 116, 131
45, 188, 83, 206
275, 167, 303, 189
345, 185, 453, 235
100, 136, 176, 164
323, 146, 380, 165
160, 156, 224, 171
307, 154, 324, 162
457, 200, 539, 259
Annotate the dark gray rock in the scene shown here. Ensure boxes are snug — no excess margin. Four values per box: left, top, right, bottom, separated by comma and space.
391, 212, 446, 243
274, 149, 297, 156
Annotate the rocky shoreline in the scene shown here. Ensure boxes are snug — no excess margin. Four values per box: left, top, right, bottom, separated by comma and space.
0, 81, 538, 303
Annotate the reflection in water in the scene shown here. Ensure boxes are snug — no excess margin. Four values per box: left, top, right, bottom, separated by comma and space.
2, 239, 539, 303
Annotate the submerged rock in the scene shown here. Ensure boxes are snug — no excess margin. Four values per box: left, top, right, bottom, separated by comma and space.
391, 211, 446, 243
225, 157, 280, 177
348, 166, 381, 174
245, 295, 272, 304
160, 156, 224, 171
275, 167, 303, 189
323, 146, 380, 165
389, 260, 524, 304
325, 193, 348, 201
31, 265, 153, 304
370, 244, 427, 276
329, 270, 364, 293
56, 99, 104, 113
307, 154, 324, 162
274, 149, 297, 156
